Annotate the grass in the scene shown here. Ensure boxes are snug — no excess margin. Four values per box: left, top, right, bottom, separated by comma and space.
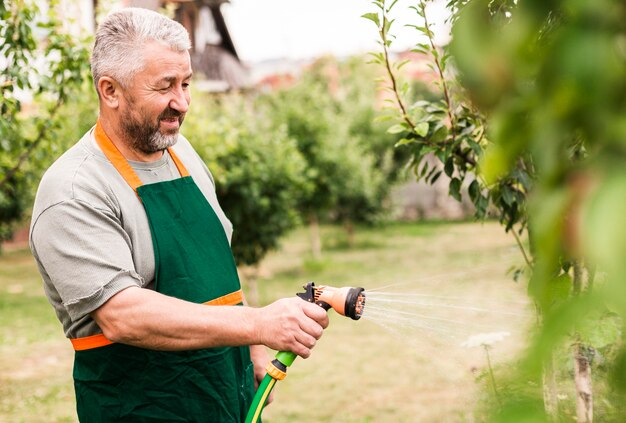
0, 221, 531, 422
0, 249, 76, 422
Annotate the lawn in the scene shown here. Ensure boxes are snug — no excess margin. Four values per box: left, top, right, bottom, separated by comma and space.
0, 221, 531, 422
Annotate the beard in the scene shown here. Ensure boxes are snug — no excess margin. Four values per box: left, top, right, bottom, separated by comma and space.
120, 101, 186, 154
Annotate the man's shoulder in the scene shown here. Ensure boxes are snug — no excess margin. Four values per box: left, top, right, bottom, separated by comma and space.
32, 130, 123, 220
171, 133, 197, 158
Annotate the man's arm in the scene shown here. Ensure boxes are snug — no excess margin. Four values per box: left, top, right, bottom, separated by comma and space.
91, 286, 329, 358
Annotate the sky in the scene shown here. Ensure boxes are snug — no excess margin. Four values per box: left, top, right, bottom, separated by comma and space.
221, 0, 451, 63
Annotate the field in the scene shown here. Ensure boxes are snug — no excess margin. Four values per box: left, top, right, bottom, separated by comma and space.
0, 221, 532, 422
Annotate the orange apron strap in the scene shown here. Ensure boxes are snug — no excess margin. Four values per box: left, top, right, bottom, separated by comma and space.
93, 119, 191, 192
203, 289, 243, 306
71, 333, 115, 351
70, 289, 245, 351
168, 147, 190, 178
94, 121, 144, 191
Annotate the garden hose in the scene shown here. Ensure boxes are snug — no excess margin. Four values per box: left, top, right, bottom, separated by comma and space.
244, 282, 366, 423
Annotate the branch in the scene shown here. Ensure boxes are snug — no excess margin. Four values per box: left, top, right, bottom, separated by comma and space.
512, 225, 532, 268
379, 4, 419, 134
421, 1, 456, 144
0, 94, 65, 190
586, 263, 595, 292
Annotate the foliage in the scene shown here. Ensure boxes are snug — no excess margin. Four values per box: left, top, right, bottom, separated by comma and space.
363, 0, 533, 241
184, 93, 311, 266
187, 57, 403, 263
366, 0, 626, 420
259, 56, 404, 229
450, 0, 626, 420
0, 0, 92, 243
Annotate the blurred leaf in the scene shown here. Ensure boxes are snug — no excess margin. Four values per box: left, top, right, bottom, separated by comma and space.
449, 177, 462, 202
361, 12, 380, 27
387, 124, 407, 134
394, 138, 415, 147
444, 156, 454, 177
582, 171, 626, 276
469, 179, 480, 202
578, 312, 621, 349
415, 121, 429, 137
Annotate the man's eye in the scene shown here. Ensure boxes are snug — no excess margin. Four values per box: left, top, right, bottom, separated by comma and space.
182, 83, 190, 89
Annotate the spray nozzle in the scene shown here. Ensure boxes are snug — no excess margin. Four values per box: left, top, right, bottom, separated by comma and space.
296, 282, 366, 320
245, 283, 366, 422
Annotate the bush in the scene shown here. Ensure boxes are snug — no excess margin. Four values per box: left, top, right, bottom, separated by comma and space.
184, 93, 311, 266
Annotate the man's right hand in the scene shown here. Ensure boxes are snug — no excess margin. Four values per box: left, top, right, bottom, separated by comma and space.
253, 297, 330, 358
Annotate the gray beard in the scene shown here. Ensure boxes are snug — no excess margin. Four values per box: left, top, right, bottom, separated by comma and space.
146, 130, 178, 153
120, 94, 184, 154
121, 115, 182, 155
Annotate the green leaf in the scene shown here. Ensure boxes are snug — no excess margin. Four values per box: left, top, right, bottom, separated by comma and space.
415, 122, 429, 137
580, 313, 621, 349
431, 125, 448, 143
468, 179, 480, 202
394, 138, 415, 147
387, 124, 407, 134
425, 166, 438, 181
444, 156, 454, 177
386, 0, 400, 13
384, 18, 395, 34
430, 170, 443, 184
449, 177, 462, 202
361, 13, 380, 27
374, 114, 395, 123
467, 139, 482, 156
545, 274, 572, 308
501, 185, 514, 206
513, 167, 532, 192
407, 25, 429, 35
395, 59, 411, 71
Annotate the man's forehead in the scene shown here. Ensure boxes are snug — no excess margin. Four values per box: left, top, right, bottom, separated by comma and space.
155, 72, 194, 83
140, 44, 192, 82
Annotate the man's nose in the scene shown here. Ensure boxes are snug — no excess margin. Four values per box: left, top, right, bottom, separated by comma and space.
170, 86, 190, 114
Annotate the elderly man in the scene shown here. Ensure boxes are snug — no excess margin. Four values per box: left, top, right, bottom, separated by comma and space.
29, 8, 328, 422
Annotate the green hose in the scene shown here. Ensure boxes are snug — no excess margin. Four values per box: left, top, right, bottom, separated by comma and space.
244, 282, 366, 422
244, 351, 298, 423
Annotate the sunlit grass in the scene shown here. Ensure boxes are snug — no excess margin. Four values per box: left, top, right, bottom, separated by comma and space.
1, 221, 529, 422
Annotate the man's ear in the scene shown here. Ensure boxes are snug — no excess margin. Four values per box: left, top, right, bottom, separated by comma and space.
98, 77, 121, 109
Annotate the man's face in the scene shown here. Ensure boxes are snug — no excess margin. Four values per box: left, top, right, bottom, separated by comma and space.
119, 42, 192, 154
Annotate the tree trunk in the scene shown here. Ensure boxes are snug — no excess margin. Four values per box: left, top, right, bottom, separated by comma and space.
543, 352, 559, 422
572, 261, 593, 422
572, 260, 583, 295
586, 264, 596, 292
309, 213, 322, 259
344, 218, 355, 248
239, 265, 260, 307
574, 342, 593, 423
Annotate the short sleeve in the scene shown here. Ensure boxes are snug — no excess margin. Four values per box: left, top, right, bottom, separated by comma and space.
30, 198, 144, 322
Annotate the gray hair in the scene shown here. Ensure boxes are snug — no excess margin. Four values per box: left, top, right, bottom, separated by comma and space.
91, 8, 191, 92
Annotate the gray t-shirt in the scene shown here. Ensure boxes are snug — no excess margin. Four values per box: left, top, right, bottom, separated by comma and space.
29, 127, 233, 339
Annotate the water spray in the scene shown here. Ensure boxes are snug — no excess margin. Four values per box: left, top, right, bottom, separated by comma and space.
245, 282, 366, 423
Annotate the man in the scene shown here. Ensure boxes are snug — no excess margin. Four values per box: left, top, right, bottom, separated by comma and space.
29, 8, 328, 422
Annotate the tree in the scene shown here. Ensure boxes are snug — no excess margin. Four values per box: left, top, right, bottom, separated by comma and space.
183, 93, 311, 267
0, 0, 92, 244
365, 0, 625, 420
363, 0, 530, 237
451, 0, 626, 420
262, 56, 403, 255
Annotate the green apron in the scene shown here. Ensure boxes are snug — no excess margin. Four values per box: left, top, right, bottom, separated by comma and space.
71, 122, 255, 422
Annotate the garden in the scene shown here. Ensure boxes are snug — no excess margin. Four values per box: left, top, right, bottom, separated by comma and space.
2, 0, 626, 422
